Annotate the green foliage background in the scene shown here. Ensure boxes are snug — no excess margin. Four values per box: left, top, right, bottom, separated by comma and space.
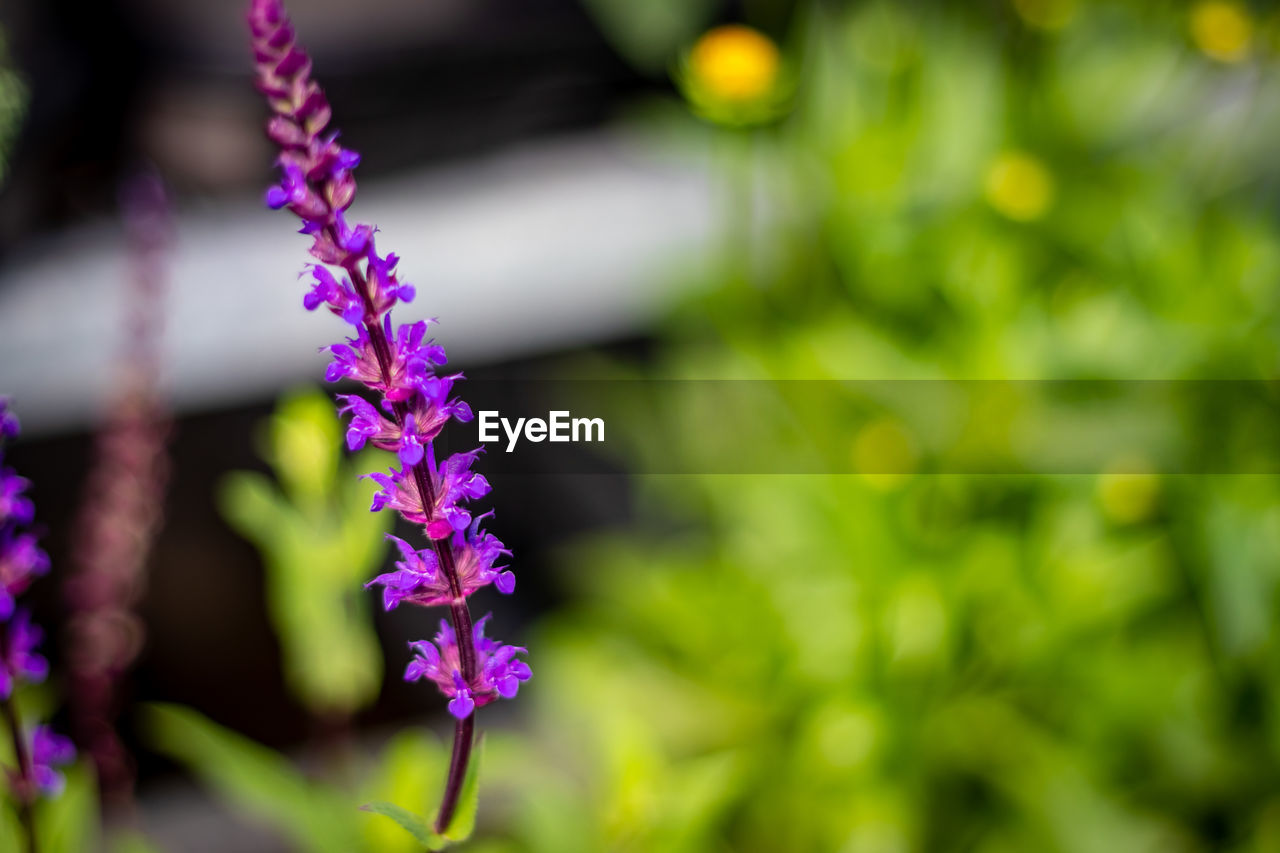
479, 2, 1280, 852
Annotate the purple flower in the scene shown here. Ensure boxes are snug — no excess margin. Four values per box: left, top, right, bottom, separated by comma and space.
0, 529, 50, 620
29, 726, 75, 797
0, 399, 17, 439
264, 157, 309, 210
367, 534, 442, 609
251, 0, 525, 831
325, 317, 448, 403
424, 449, 491, 539
404, 616, 530, 719
367, 515, 513, 609
0, 469, 34, 526
337, 378, 470, 466
366, 243, 416, 311
365, 448, 490, 538
302, 265, 363, 325
452, 514, 515, 595
0, 610, 48, 699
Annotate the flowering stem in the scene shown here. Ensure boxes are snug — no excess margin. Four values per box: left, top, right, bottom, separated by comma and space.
251, 5, 531, 838
335, 226, 479, 818
1, 693, 37, 853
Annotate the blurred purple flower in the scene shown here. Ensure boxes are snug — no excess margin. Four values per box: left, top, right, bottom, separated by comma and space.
0, 399, 75, 823
0, 470, 34, 528
0, 610, 48, 699
29, 726, 75, 797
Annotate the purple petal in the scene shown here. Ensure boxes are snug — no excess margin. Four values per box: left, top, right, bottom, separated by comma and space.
447, 692, 475, 719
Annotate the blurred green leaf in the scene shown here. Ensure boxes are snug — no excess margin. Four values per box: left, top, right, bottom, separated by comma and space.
361, 802, 447, 850
143, 703, 360, 853
36, 763, 98, 853
267, 388, 342, 504
218, 388, 391, 716
359, 730, 447, 853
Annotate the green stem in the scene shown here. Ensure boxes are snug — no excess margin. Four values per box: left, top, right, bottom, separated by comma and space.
2, 695, 37, 853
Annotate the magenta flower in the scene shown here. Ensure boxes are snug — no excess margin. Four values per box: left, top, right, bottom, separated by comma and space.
0, 610, 48, 699
368, 515, 514, 609
404, 617, 530, 720
249, 0, 527, 832
0, 469, 33, 527
29, 726, 76, 797
337, 373, 470, 466
365, 449, 490, 539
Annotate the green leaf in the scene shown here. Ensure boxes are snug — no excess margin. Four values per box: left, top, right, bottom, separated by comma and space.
359, 730, 446, 853
37, 762, 98, 853
361, 801, 448, 850
441, 734, 484, 842
217, 471, 288, 543
143, 703, 359, 853
267, 388, 342, 503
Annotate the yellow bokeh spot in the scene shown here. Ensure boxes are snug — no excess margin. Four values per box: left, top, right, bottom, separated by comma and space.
1013, 0, 1077, 31
853, 416, 918, 491
984, 151, 1055, 222
1097, 458, 1160, 525
689, 25, 780, 103
1191, 1, 1253, 63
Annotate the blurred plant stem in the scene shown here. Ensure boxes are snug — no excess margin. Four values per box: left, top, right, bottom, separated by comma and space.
2, 691, 36, 853
64, 172, 173, 822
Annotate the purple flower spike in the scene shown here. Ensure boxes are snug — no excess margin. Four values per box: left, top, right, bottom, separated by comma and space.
29, 726, 76, 797
0, 398, 74, 814
250, 0, 526, 832
403, 617, 530, 719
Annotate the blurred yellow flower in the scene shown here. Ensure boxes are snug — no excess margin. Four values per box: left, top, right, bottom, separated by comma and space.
689, 25, 780, 103
1013, 0, 1077, 31
1190, 1, 1253, 63
853, 416, 918, 491
1097, 458, 1160, 525
984, 151, 1055, 222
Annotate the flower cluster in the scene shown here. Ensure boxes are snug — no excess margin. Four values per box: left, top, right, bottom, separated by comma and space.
405, 617, 530, 720
249, 0, 527, 772
369, 514, 514, 610
0, 398, 75, 803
